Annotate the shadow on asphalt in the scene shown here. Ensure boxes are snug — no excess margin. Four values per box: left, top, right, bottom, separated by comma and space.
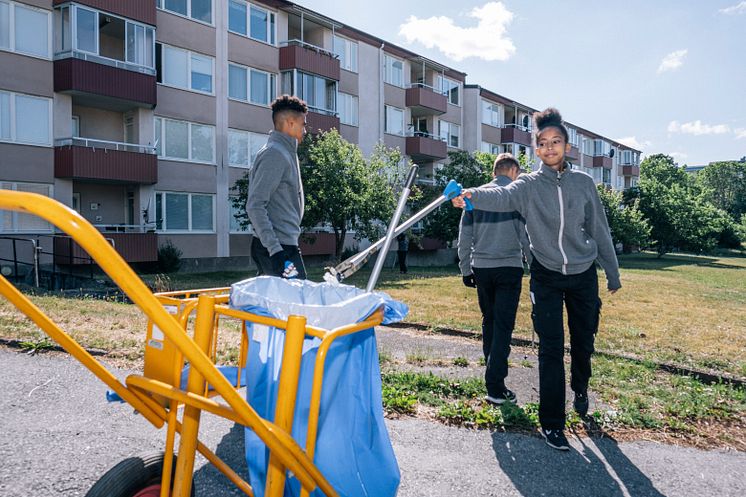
193, 422, 247, 496
491, 431, 665, 497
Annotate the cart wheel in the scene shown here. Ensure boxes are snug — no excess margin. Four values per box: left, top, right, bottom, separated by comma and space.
85, 452, 195, 497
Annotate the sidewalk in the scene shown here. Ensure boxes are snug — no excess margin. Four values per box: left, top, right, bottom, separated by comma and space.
1, 346, 744, 497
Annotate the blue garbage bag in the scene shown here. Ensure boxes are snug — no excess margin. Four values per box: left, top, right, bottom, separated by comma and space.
230, 276, 408, 497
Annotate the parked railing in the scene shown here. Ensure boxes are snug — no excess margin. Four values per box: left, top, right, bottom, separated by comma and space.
405, 130, 446, 141
93, 224, 157, 234
407, 82, 448, 95
55, 137, 157, 154
279, 39, 339, 59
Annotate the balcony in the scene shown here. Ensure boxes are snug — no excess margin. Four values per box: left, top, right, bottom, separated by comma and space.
566, 145, 580, 161
53, 0, 156, 26
500, 125, 532, 147
622, 165, 640, 176
306, 110, 340, 133
279, 40, 340, 81
593, 156, 613, 169
406, 133, 447, 162
54, 138, 157, 184
54, 229, 158, 265
406, 84, 447, 117
54, 56, 157, 108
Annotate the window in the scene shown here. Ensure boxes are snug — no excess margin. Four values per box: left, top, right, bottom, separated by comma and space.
156, 44, 214, 94
0, 91, 51, 146
437, 75, 459, 106
228, 129, 268, 168
481, 142, 500, 155
384, 105, 404, 136
581, 137, 593, 156
594, 139, 611, 157
337, 92, 358, 126
0, 182, 53, 232
567, 127, 578, 147
603, 168, 611, 185
439, 120, 460, 148
333, 35, 358, 73
481, 100, 501, 127
155, 192, 215, 232
620, 150, 638, 165
157, 0, 212, 24
53, 5, 154, 71
0, 1, 50, 58
285, 71, 336, 115
384, 54, 403, 87
228, 64, 276, 105
228, 1, 276, 45
155, 117, 215, 163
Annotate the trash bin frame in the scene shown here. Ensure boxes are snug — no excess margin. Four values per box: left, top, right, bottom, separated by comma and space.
0, 190, 385, 497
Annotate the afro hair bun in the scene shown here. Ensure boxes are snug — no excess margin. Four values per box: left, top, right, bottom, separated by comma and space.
533, 107, 564, 131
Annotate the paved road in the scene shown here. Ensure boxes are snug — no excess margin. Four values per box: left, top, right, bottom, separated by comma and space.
1, 348, 744, 497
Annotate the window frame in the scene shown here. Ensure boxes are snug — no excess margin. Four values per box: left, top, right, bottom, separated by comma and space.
0, 90, 53, 147
154, 116, 216, 164
384, 105, 405, 136
227, 62, 277, 106
481, 100, 502, 127
227, 0, 276, 46
227, 128, 268, 168
333, 35, 358, 73
156, 0, 214, 26
383, 54, 404, 88
437, 75, 460, 106
439, 119, 460, 148
337, 92, 359, 127
0, 181, 54, 233
154, 190, 216, 233
156, 43, 215, 95
0, 1, 52, 60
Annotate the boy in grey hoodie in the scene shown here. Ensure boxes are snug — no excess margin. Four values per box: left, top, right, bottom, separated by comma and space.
246, 95, 308, 279
453, 108, 621, 451
457, 153, 530, 406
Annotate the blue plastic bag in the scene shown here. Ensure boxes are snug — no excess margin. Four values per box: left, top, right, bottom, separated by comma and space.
230, 276, 408, 497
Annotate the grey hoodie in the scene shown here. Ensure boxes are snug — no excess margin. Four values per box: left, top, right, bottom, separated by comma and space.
246, 130, 305, 256
468, 163, 621, 290
457, 176, 531, 275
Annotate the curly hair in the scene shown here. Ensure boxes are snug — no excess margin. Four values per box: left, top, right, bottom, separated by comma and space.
533, 107, 569, 143
271, 95, 308, 127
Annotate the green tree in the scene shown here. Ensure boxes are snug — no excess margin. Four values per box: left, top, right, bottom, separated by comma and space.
595, 184, 651, 253
414, 150, 493, 244
695, 161, 746, 221
637, 154, 726, 256
232, 130, 412, 260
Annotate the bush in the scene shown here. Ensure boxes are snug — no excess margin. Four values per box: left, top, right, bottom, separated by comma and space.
157, 240, 182, 273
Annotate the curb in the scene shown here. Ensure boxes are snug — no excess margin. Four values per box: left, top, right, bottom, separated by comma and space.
386, 322, 746, 389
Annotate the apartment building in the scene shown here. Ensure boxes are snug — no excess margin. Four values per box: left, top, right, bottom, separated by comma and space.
0, 0, 639, 272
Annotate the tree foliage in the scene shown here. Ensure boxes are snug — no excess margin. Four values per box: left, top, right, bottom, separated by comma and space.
695, 161, 746, 222
595, 184, 651, 253
232, 130, 413, 260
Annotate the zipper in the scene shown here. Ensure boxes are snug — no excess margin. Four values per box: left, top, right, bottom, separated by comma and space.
556, 178, 568, 275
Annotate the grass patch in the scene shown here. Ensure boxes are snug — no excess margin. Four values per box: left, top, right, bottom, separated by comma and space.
452, 356, 469, 367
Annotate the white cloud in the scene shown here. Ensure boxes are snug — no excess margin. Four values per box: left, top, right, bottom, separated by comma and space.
719, 2, 746, 14
735, 128, 746, 139
669, 152, 688, 163
614, 136, 652, 151
657, 49, 688, 74
399, 2, 516, 62
667, 120, 731, 136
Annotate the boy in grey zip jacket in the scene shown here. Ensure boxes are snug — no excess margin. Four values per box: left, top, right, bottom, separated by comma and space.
246, 95, 308, 279
457, 153, 531, 405
453, 108, 621, 451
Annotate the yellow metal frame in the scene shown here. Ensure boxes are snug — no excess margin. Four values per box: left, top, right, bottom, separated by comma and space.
0, 190, 384, 497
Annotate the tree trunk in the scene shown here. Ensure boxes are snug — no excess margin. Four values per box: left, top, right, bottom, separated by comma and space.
334, 227, 347, 261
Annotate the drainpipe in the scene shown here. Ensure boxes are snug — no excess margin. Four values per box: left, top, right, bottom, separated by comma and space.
380, 42, 385, 142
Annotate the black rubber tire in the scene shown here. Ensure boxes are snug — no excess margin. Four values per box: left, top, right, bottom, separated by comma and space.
85, 452, 195, 497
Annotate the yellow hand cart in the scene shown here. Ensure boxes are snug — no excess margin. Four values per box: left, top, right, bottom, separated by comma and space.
0, 190, 386, 497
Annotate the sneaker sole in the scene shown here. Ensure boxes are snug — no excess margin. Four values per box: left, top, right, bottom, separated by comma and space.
541, 433, 570, 451
485, 395, 516, 405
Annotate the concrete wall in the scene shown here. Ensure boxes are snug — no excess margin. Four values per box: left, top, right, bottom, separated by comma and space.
0, 144, 54, 183
227, 100, 273, 134
73, 106, 124, 142
156, 86, 217, 125
73, 183, 127, 225
0, 52, 53, 97
159, 234, 217, 259
462, 87, 479, 152
156, 161, 217, 193
156, 9, 216, 55
357, 41, 381, 157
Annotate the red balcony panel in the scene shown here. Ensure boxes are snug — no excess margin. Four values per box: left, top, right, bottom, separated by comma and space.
53, 0, 156, 26
299, 233, 336, 256
54, 58, 157, 108
412, 237, 446, 251
593, 156, 613, 169
279, 44, 340, 81
500, 127, 532, 147
406, 136, 447, 162
306, 111, 340, 133
405, 86, 447, 116
54, 232, 157, 265
566, 145, 580, 161
55, 145, 158, 184
622, 165, 640, 176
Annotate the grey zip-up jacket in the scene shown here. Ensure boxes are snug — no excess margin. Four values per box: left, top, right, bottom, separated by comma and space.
457, 176, 531, 275
246, 130, 305, 256
468, 163, 621, 290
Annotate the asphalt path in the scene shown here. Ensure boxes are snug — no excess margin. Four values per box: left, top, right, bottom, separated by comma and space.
1, 347, 744, 497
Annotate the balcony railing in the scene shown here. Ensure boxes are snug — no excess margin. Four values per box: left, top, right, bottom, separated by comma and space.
500, 126, 532, 147
279, 40, 340, 81
306, 110, 340, 133
405, 132, 447, 162
55, 137, 156, 155
406, 84, 447, 116
54, 50, 156, 76
279, 39, 338, 59
94, 224, 157, 234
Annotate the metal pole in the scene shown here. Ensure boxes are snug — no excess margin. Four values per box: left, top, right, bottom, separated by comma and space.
12, 239, 18, 282
33, 240, 40, 288
366, 165, 418, 293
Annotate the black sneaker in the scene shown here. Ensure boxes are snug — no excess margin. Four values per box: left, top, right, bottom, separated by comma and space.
574, 391, 589, 417
485, 389, 517, 405
541, 429, 570, 451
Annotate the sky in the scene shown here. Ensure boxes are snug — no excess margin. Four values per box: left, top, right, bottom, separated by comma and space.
296, 0, 746, 166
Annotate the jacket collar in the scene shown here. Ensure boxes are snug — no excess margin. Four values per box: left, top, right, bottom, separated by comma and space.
492, 175, 513, 187
538, 162, 571, 180
268, 130, 298, 152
